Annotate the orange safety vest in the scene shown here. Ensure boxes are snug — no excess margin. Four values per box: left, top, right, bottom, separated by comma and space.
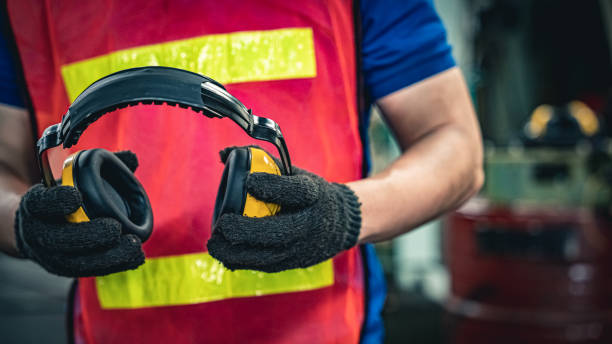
7, 1, 365, 343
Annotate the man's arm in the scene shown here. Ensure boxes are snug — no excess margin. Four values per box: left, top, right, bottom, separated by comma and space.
209, 67, 483, 272
0, 103, 38, 255
348, 67, 484, 243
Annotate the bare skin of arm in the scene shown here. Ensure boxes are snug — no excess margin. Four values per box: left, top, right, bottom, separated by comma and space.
348, 67, 484, 243
0, 103, 38, 256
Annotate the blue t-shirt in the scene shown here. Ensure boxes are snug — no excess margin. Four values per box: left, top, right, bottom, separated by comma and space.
361, 0, 454, 99
0, 1, 453, 343
0, 28, 23, 107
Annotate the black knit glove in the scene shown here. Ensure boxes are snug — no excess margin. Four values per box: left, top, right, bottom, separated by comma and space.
207, 146, 362, 273
14, 151, 145, 277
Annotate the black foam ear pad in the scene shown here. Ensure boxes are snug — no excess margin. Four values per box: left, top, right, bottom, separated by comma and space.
73, 149, 154, 242
212, 148, 250, 224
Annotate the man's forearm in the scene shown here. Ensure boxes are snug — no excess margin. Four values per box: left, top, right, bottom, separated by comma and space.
347, 68, 484, 244
348, 123, 483, 243
0, 104, 38, 256
0, 169, 29, 256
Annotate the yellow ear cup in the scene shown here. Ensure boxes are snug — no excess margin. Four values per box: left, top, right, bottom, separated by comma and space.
60, 151, 91, 223
242, 147, 281, 217
59, 149, 154, 240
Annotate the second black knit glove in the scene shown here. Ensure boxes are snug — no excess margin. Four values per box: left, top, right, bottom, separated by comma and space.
207, 147, 362, 273
14, 151, 145, 277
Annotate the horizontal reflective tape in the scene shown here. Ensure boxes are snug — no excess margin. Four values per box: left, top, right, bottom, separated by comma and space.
96, 252, 333, 309
61, 27, 316, 102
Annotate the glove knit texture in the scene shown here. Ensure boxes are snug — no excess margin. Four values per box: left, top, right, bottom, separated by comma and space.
14, 151, 145, 277
208, 147, 362, 273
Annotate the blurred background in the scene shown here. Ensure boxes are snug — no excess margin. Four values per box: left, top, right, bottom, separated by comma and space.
2, 0, 612, 343
372, 0, 612, 343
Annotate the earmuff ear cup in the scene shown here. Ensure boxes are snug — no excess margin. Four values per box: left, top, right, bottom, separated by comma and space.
72, 149, 154, 242
213, 148, 250, 224
212, 147, 282, 226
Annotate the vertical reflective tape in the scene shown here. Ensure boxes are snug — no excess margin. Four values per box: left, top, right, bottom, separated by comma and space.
61, 28, 317, 102
96, 252, 333, 309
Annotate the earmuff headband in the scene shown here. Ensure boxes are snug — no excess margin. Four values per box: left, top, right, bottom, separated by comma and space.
37, 66, 292, 186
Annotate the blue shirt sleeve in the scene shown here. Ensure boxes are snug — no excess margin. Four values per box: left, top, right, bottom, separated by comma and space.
361, 0, 456, 100
0, 29, 25, 107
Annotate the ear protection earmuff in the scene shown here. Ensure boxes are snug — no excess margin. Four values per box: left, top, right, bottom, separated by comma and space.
60, 149, 154, 241
37, 66, 292, 242
213, 146, 282, 222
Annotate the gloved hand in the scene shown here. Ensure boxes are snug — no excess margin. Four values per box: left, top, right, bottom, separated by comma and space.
207, 146, 362, 273
14, 151, 145, 277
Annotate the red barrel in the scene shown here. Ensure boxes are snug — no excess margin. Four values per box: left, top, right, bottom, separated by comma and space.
444, 198, 612, 343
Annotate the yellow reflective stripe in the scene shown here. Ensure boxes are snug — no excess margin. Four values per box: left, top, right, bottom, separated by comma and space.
96, 252, 333, 309
61, 27, 317, 102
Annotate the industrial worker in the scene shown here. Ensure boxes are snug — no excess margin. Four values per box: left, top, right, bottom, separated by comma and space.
0, 0, 483, 343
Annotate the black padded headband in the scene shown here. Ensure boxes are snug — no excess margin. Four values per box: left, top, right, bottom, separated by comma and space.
37, 66, 292, 186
